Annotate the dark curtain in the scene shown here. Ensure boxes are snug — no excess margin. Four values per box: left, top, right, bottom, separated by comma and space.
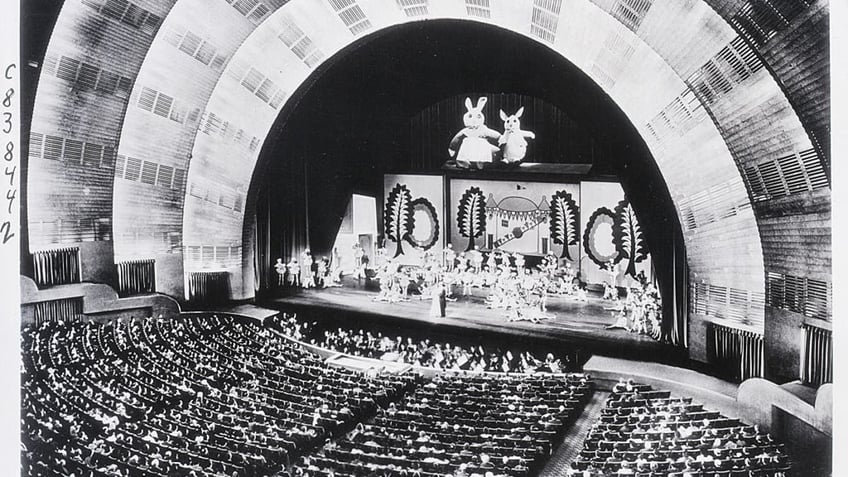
187, 271, 230, 304
254, 154, 310, 293
801, 323, 832, 386
32, 247, 81, 287
116, 259, 156, 297
33, 297, 84, 324
711, 323, 764, 382
660, 228, 688, 346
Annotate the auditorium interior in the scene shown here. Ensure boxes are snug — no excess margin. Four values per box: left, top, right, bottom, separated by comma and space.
14, 0, 837, 476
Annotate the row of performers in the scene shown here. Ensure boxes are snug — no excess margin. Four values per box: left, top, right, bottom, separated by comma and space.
603, 281, 662, 340
372, 249, 587, 323
274, 248, 343, 288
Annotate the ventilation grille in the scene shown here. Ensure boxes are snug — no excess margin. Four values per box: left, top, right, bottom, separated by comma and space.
766, 272, 831, 320
690, 282, 765, 328
229, 64, 288, 109
677, 177, 752, 231
162, 26, 229, 70
184, 244, 243, 269
396, 0, 428, 16
530, 0, 562, 43
29, 132, 115, 169
198, 111, 261, 152
589, 0, 653, 32
187, 181, 246, 214
115, 154, 186, 192
590, 31, 637, 89
80, 0, 162, 35
465, 0, 491, 18
730, 0, 812, 48
644, 88, 707, 148
135, 86, 200, 125
224, 0, 288, 24
741, 148, 830, 202
328, 0, 372, 35
42, 54, 133, 99
29, 218, 112, 244
687, 36, 765, 106
278, 17, 325, 68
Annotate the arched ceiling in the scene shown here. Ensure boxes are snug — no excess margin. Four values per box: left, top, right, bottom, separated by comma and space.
25, 0, 830, 326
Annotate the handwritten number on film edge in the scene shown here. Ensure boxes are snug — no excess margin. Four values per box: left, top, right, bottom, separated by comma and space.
2, 64, 15, 244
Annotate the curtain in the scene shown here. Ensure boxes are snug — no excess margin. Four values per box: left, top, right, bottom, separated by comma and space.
255, 156, 309, 292
254, 190, 271, 293
663, 228, 688, 346
801, 323, 832, 386
33, 297, 84, 324
712, 323, 764, 382
32, 247, 81, 287
187, 271, 230, 304
116, 259, 156, 297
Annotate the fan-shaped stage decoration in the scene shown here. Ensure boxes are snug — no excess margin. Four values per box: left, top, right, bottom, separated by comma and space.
384, 183, 414, 257
583, 207, 620, 267
613, 199, 649, 278
457, 187, 487, 251
548, 190, 579, 260
406, 197, 440, 250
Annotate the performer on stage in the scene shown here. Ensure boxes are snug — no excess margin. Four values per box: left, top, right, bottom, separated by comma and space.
274, 258, 286, 286
301, 249, 314, 288
316, 257, 327, 288
605, 260, 619, 288
430, 281, 447, 318
328, 248, 343, 286
352, 242, 365, 280
443, 244, 456, 271
469, 246, 484, 273
513, 252, 525, 271
287, 259, 300, 287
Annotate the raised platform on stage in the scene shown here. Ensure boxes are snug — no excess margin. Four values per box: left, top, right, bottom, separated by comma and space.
442, 161, 596, 178
260, 277, 674, 361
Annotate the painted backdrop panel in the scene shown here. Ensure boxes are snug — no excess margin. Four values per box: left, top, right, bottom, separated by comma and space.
383, 174, 445, 266
448, 179, 581, 262
580, 181, 652, 288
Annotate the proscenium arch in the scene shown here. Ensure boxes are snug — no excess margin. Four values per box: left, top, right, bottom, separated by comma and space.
242, 19, 690, 343
173, 2, 767, 319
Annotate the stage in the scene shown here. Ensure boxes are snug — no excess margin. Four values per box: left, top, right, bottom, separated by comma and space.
260, 277, 676, 362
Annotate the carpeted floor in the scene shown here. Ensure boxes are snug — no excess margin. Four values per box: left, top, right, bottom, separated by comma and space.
539, 391, 610, 477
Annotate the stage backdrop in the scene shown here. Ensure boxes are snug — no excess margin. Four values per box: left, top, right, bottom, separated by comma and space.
448, 179, 581, 261
382, 174, 445, 266
579, 181, 652, 288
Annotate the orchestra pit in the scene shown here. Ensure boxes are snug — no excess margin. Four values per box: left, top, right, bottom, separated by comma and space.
16, 0, 832, 476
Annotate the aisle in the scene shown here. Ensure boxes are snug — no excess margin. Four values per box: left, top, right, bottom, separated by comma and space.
539, 390, 610, 477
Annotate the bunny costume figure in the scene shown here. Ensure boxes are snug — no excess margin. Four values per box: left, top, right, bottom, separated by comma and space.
498, 107, 535, 164
448, 97, 501, 169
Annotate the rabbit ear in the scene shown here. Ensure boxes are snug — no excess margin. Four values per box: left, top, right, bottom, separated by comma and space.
465, 97, 474, 111
516, 107, 524, 118
476, 97, 488, 109
499, 110, 508, 121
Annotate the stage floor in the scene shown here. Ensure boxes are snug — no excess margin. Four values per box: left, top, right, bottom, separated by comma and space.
260, 277, 673, 360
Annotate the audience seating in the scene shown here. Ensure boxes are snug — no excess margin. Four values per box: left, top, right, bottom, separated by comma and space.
569, 381, 791, 477
22, 315, 417, 477
289, 372, 594, 477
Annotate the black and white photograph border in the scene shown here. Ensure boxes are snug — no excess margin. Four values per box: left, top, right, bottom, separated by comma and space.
1, 0, 845, 476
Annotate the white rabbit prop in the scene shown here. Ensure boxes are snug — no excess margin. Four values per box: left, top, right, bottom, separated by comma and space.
448, 97, 501, 169
498, 107, 535, 164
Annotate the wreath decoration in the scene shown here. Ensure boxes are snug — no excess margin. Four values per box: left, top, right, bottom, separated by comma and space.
406, 197, 440, 250
582, 207, 621, 267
